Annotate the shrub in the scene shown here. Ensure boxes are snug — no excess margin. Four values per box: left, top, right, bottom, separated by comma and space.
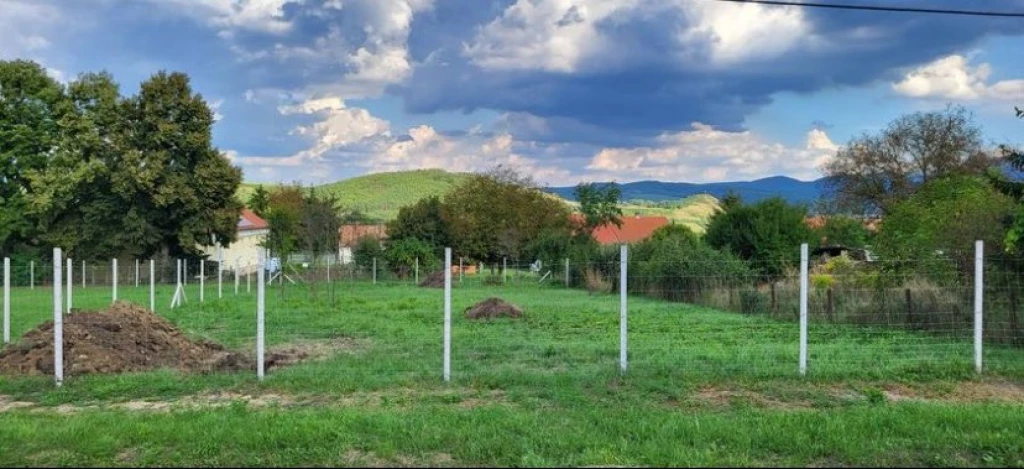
811, 274, 836, 290
352, 236, 384, 269
629, 230, 754, 303
383, 237, 439, 278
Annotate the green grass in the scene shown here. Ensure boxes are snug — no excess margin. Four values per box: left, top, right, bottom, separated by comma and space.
1, 275, 1022, 467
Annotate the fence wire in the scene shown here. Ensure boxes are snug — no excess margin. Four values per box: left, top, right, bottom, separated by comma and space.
2, 248, 1023, 385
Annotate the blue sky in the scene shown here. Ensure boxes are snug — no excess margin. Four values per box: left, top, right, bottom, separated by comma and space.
2, 0, 1023, 186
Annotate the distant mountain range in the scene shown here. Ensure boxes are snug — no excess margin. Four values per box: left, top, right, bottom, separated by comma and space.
546, 176, 832, 205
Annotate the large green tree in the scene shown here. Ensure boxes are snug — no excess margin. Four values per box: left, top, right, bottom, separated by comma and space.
444, 167, 572, 264
247, 185, 270, 217
704, 196, 815, 280
824, 105, 995, 215
386, 195, 451, 258
0, 60, 68, 255
875, 175, 1013, 276
120, 71, 242, 257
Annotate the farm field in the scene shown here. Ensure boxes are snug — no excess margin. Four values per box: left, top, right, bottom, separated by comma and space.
1, 277, 1023, 467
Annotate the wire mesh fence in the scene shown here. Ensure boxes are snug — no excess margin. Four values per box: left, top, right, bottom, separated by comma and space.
2, 244, 1024, 387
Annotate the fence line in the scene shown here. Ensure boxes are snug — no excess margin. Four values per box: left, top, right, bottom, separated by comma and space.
0, 242, 1020, 387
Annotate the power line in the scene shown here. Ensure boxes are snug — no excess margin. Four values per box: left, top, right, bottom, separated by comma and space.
706, 0, 1024, 18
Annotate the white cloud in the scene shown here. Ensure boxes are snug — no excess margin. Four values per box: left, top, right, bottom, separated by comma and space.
210, 99, 225, 122
463, 0, 811, 73
144, 0, 293, 35
893, 54, 1024, 101
366, 125, 573, 183
280, 96, 392, 159
586, 123, 837, 182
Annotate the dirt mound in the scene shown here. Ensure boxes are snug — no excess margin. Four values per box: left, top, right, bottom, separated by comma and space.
465, 298, 523, 320
0, 302, 257, 376
419, 271, 447, 288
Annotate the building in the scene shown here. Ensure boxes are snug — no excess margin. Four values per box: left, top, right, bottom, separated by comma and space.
198, 208, 269, 274
580, 215, 671, 245
337, 223, 388, 264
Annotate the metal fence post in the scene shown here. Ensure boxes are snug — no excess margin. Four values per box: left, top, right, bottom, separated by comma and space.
800, 243, 809, 376
620, 245, 628, 374
975, 240, 984, 374
444, 248, 452, 383
53, 248, 63, 387
135, 259, 140, 288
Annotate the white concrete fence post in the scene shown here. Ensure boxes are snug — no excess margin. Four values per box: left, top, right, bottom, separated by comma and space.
200, 260, 205, 303
218, 244, 224, 299
112, 258, 118, 304
565, 258, 570, 287
444, 248, 452, 383
799, 243, 809, 377
620, 245, 628, 375
3, 257, 9, 344
149, 259, 155, 312
66, 258, 72, 314
975, 240, 984, 374
135, 259, 139, 288
53, 248, 63, 387
257, 251, 266, 380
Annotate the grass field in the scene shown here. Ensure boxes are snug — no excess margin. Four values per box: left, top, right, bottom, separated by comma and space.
1, 276, 1023, 467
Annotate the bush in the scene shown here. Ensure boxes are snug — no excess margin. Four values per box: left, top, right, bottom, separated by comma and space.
629, 229, 754, 303
352, 236, 384, 269
705, 197, 814, 280
383, 237, 439, 278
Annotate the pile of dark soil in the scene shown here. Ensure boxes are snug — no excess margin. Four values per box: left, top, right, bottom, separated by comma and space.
464, 298, 523, 320
0, 302, 259, 376
419, 271, 447, 288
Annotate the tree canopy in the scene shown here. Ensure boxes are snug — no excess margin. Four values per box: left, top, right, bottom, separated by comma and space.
704, 196, 815, 280
574, 182, 623, 231
1, 60, 242, 260
824, 105, 995, 215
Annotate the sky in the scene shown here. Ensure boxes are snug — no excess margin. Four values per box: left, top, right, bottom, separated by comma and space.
2, 0, 1023, 186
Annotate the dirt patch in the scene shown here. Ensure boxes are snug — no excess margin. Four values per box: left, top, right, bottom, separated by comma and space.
419, 271, 448, 288
465, 297, 523, 320
692, 386, 814, 410
265, 338, 366, 368
0, 395, 35, 412
342, 450, 457, 468
878, 381, 1024, 404
0, 302, 338, 376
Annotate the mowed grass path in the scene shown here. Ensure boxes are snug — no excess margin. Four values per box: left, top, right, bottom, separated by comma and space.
1, 278, 1023, 467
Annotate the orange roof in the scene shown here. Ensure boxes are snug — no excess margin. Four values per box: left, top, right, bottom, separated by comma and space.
238, 209, 268, 232
581, 215, 671, 245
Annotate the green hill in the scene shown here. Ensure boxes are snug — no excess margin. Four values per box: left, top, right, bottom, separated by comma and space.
238, 170, 720, 230
237, 169, 473, 221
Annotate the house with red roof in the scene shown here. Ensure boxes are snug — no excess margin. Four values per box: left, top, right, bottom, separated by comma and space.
198, 208, 270, 274
575, 214, 671, 245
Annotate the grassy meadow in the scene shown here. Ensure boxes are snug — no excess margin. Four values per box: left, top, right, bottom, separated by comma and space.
1, 273, 1023, 467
